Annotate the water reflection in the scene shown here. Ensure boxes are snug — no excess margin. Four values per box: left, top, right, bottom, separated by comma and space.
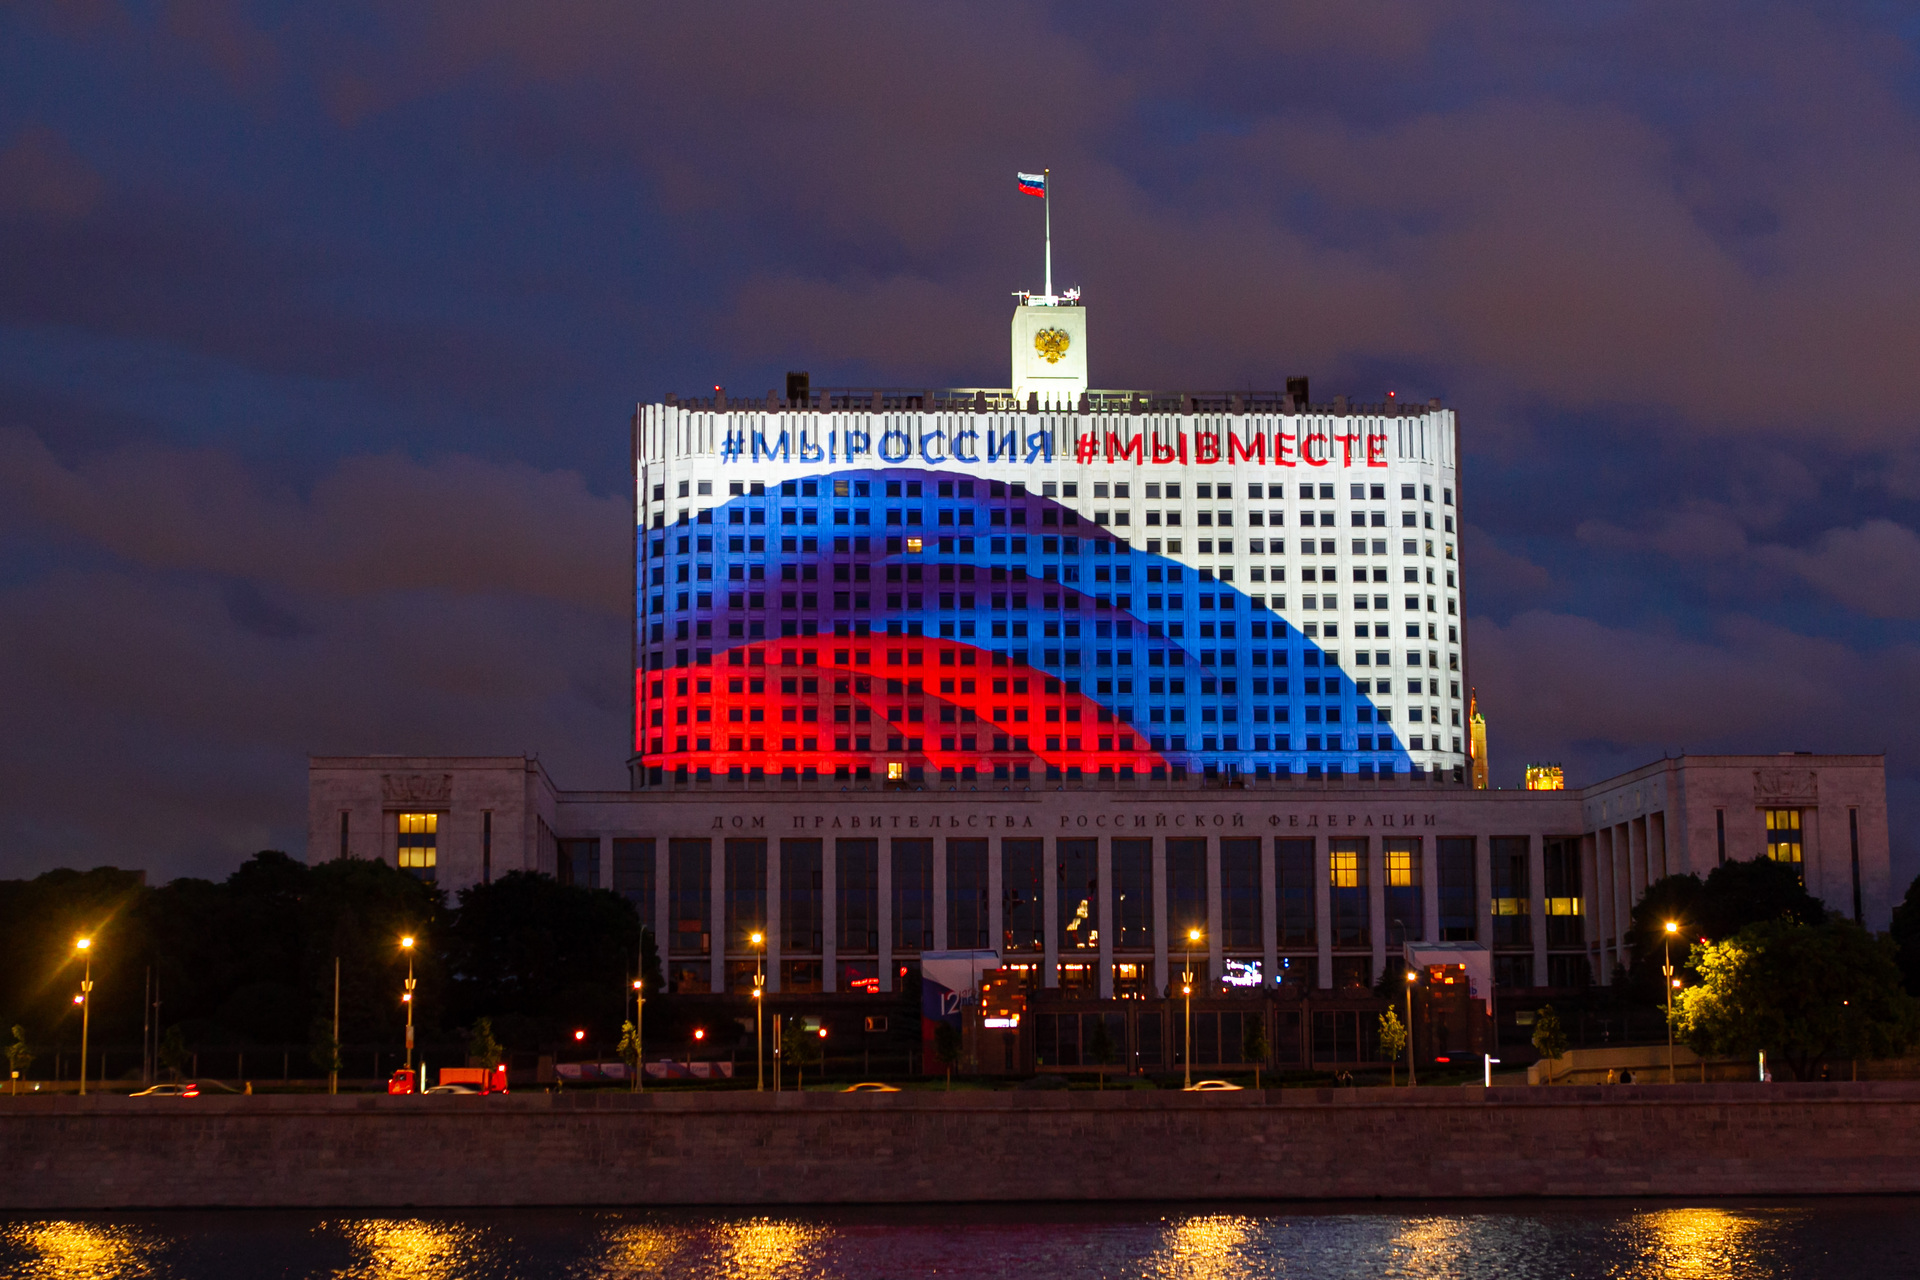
0, 1201, 1914, 1279
0, 1220, 154, 1280
1621, 1207, 1798, 1280
1150, 1214, 1258, 1280
329, 1217, 488, 1280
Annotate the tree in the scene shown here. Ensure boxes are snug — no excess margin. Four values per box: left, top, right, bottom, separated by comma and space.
467, 1016, 504, 1068
1378, 1007, 1408, 1086
782, 1022, 824, 1090
1241, 1014, 1268, 1090
307, 1015, 341, 1079
1532, 1004, 1569, 1084
1891, 873, 1920, 997
1673, 920, 1920, 1081
617, 1020, 643, 1090
933, 1022, 961, 1091
158, 1025, 190, 1079
7, 1025, 31, 1093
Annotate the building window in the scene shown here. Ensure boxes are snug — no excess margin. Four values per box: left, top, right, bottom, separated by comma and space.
1057, 838, 1099, 958
947, 838, 989, 950
396, 813, 437, 881
557, 838, 600, 888
837, 838, 880, 955
1543, 837, 1583, 947
1112, 838, 1154, 950
782, 838, 823, 954
1276, 838, 1315, 946
1384, 837, 1423, 943
1329, 839, 1368, 947
724, 839, 767, 977
1002, 838, 1044, 953
1221, 838, 1262, 950
1491, 836, 1530, 947
894, 838, 933, 953
613, 838, 655, 920
1765, 809, 1803, 873
1437, 837, 1476, 941
1167, 838, 1208, 946
668, 838, 712, 963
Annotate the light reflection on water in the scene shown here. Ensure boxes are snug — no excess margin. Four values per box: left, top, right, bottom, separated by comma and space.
0, 1201, 1913, 1279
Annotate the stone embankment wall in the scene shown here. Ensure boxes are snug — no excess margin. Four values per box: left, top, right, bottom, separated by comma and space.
4, 1084, 1918, 1209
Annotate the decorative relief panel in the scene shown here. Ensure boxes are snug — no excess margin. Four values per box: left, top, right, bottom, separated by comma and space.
381, 773, 453, 805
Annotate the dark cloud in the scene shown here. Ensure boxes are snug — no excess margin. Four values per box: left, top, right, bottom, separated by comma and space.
0, 1, 1917, 885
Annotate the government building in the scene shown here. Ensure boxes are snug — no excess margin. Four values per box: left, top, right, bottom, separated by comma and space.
309, 286, 1894, 1073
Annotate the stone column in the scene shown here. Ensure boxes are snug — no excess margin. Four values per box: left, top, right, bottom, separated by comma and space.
1097, 837, 1115, 999
1206, 837, 1223, 986
1368, 838, 1387, 987
710, 840, 726, 994
932, 838, 948, 953
1314, 835, 1333, 990
822, 839, 838, 993
1475, 834, 1495, 966
1260, 837, 1278, 991
1421, 835, 1440, 946
1153, 837, 1170, 996
1042, 837, 1058, 989
767, 838, 783, 995
1529, 834, 1548, 989
987, 837, 1004, 962
598, 834, 612, 895
879, 837, 895, 994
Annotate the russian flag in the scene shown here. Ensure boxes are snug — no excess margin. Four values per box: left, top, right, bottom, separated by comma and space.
1017, 171, 1046, 198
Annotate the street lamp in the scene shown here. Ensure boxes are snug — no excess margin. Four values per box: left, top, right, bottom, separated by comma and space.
75, 937, 93, 1097
1405, 969, 1419, 1087
751, 930, 766, 1092
690, 1026, 704, 1073
632, 978, 645, 1093
1663, 920, 1679, 1084
1183, 926, 1202, 1088
400, 935, 417, 1085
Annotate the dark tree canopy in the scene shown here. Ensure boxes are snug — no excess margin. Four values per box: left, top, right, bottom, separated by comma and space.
1891, 873, 1920, 997
0, 854, 654, 1066
1626, 857, 1825, 1000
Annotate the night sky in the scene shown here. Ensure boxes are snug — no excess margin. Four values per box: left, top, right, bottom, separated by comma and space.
2, 3, 1917, 887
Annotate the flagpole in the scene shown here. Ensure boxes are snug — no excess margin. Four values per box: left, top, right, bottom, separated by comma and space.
1043, 167, 1052, 298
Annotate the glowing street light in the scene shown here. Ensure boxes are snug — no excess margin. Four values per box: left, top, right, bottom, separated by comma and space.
1662, 920, 1680, 1084
750, 930, 767, 1092
1183, 926, 1202, 1089
74, 937, 93, 1097
400, 935, 418, 1083
1405, 969, 1419, 1088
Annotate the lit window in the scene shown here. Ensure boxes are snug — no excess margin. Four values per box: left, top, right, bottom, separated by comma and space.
1386, 847, 1412, 888
1330, 849, 1358, 889
1765, 809, 1802, 864
397, 813, 438, 880
905, 537, 923, 553
887, 761, 906, 780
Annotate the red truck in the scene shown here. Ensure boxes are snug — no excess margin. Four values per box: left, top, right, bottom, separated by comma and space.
386, 1064, 509, 1095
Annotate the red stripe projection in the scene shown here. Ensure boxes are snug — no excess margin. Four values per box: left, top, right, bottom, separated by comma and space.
635, 638, 1165, 776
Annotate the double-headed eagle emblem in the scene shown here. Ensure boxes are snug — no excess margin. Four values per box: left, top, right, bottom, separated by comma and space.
1034, 328, 1071, 365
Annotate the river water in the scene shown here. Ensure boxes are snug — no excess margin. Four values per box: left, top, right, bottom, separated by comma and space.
3, 1201, 1918, 1279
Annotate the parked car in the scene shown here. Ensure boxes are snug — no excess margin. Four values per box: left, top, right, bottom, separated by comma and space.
1183, 1079, 1243, 1092
842, 1082, 900, 1093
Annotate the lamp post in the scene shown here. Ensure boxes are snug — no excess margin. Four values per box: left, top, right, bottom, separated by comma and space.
1405, 968, 1419, 1087
1183, 927, 1201, 1088
751, 930, 766, 1092
1663, 920, 1679, 1084
400, 935, 417, 1086
75, 937, 93, 1097
632, 978, 645, 1093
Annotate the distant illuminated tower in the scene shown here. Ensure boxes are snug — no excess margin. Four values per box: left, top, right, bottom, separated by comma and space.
1469, 690, 1488, 789
1525, 763, 1565, 791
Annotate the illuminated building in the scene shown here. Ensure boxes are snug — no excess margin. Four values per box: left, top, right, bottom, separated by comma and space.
1469, 691, 1488, 790
1525, 764, 1565, 792
308, 277, 1896, 1071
